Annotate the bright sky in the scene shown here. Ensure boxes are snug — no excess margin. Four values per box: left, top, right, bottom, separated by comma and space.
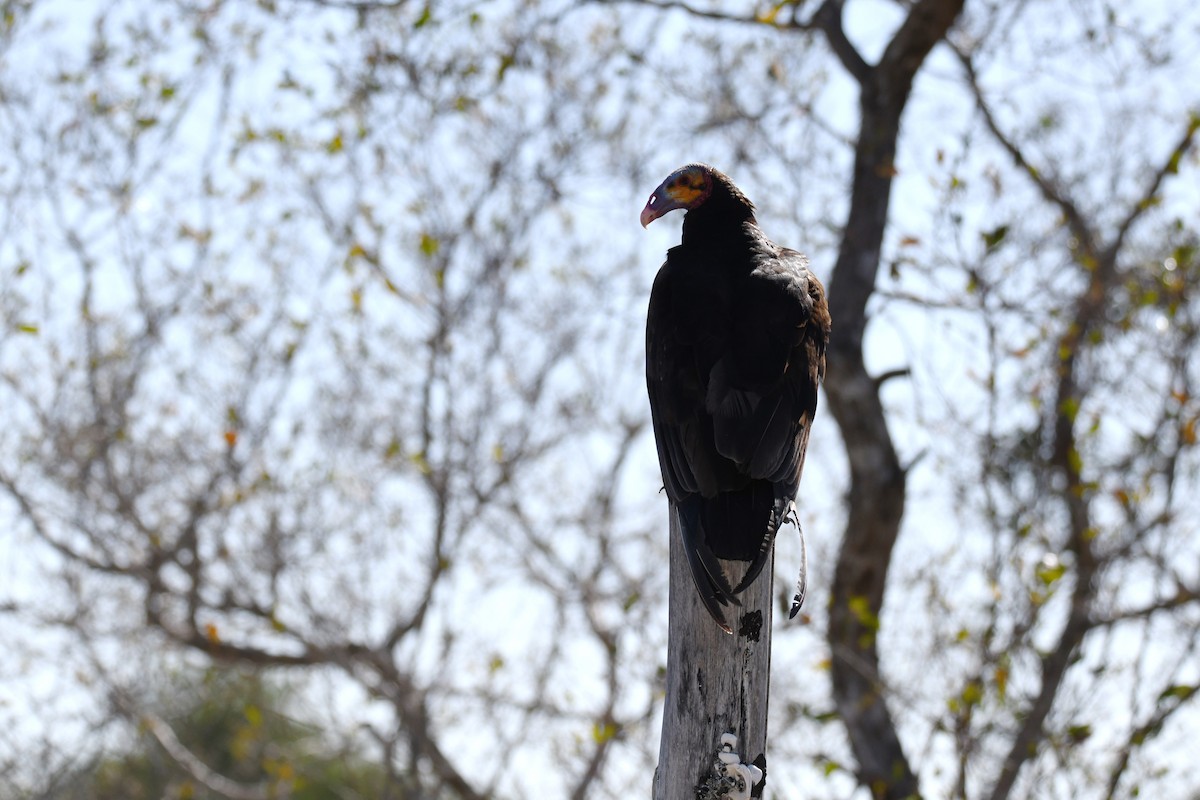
1, 0, 1199, 797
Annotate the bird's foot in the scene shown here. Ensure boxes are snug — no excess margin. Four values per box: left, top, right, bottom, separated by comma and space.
788, 515, 807, 619
788, 593, 804, 619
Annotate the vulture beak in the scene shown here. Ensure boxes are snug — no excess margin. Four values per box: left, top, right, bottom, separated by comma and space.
639, 202, 660, 229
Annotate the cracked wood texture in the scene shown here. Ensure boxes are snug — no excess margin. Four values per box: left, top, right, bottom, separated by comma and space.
654, 504, 772, 800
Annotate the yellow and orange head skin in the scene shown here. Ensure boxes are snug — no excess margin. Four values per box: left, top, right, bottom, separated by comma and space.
640, 164, 714, 228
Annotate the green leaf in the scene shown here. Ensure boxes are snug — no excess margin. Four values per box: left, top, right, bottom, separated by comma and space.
15, 322, 38, 334
1165, 149, 1182, 175
497, 53, 515, 81
591, 720, 618, 743
1066, 724, 1092, 742
1158, 684, 1197, 702
1036, 558, 1066, 587
409, 451, 431, 475
419, 233, 439, 257
413, 4, 432, 28
1068, 446, 1082, 475
847, 595, 880, 631
982, 224, 1009, 252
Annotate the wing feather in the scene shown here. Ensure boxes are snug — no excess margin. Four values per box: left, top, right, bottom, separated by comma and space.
647, 222, 829, 631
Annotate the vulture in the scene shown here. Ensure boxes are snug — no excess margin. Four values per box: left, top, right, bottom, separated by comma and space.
640, 163, 830, 634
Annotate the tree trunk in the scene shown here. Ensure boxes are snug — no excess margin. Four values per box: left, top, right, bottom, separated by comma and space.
816, 1, 965, 796
654, 504, 773, 800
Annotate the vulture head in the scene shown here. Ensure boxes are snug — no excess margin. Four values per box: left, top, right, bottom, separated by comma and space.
639, 163, 715, 228
639, 163, 756, 231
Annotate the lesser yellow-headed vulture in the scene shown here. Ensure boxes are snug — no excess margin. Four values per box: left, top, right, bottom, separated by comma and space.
641, 164, 830, 633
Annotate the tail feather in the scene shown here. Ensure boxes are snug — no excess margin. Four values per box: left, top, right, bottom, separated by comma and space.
677, 498, 738, 634
701, 482, 774, 560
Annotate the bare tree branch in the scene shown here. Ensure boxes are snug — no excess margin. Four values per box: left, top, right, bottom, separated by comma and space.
955, 46, 1099, 257
1103, 683, 1198, 800
812, 0, 870, 83
958, 27, 1200, 800
1109, 114, 1200, 258
137, 711, 272, 800
594, 0, 773, 27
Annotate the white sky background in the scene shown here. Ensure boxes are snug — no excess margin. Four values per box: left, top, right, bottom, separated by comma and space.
1, 0, 1199, 797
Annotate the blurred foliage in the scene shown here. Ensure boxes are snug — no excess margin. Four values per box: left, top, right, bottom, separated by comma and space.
49, 669, 392, 800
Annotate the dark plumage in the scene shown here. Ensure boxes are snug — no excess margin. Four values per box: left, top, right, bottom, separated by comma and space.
641, 164, 830, 633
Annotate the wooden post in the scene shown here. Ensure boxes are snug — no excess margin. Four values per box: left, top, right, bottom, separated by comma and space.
653, 504, 774, 800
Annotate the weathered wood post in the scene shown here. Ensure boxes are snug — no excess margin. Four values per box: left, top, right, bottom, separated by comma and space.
653, 505, 773, 800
